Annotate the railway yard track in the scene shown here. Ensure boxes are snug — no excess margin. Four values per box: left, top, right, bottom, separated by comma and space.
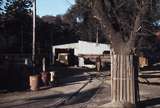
1, 68, 160, 108
0, 69, 111, 108
44, 71, 109, 108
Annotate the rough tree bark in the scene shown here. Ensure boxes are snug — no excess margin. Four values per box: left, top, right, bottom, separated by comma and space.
70, 0, 152, 107
111, 54, 136, 103
90, 0, 151, 107
100, 33, 139, 108
100, 50, 139, 108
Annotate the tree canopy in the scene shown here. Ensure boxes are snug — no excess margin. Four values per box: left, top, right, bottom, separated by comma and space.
0, 0, 160, 56
0, 0, 3, 12
64, 0, 110, 43
0, 0, 80, 54
0, 0, 32, 53
66, 0, 160, 55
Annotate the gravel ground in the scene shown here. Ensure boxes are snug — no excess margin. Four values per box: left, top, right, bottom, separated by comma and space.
0, 68, 104, 108
0, 68, 160, 108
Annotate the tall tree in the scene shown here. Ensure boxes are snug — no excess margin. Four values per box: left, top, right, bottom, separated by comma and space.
69, 0, 159, 108
2, 0, 32, 53
64, 0, 109, 43
97, 1, 158, 108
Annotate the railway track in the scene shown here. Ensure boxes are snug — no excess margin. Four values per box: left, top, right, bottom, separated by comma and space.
44, 71, 108, 108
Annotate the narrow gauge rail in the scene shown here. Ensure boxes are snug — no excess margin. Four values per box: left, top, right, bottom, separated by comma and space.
44, 71, 107, 108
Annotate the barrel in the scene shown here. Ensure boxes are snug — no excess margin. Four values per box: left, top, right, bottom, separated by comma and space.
29, 75, 39, 91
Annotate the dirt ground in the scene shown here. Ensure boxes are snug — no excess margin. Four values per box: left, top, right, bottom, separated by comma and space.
0, 67, 160, 108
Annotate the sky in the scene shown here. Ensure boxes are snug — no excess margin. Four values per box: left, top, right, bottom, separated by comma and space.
37, 0, 75, 17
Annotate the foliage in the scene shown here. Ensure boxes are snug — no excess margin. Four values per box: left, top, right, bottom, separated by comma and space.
1, 0, 159, 56
4, 0, 32, 15
38, 15, 79, 47
64, 0, 110, 43
0, 0, 79, 54
0, 0, 32, 53
0, 0, 3, 12
66, 0, 160, 55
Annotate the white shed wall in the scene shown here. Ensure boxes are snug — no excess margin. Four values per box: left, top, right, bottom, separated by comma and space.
52, 41, 110, 64
77, 41, 110, 55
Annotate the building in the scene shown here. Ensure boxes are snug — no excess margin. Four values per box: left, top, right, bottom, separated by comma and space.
52, 40, 110, 67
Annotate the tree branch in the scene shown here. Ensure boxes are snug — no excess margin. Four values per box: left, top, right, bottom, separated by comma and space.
128, 14, 141, 48
92, 0, 116, 35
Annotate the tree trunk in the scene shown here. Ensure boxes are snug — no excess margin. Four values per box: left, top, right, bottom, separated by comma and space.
100, 51, 139, 108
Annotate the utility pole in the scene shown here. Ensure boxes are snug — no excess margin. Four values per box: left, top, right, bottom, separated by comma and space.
96, 27, 99, 43
32, 0, 36, 64
29, 0, 39, 92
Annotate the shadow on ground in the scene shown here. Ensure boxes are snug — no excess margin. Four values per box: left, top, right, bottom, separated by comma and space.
0, 87, 102, 108
50, 65, 110, 87
138, 97, 160, 108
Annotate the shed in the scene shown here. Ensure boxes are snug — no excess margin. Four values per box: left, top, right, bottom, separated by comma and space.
52, 40, 110, 66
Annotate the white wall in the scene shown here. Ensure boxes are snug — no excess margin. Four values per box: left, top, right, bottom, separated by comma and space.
52, 41, 110, 64
76, 41, 110, 55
